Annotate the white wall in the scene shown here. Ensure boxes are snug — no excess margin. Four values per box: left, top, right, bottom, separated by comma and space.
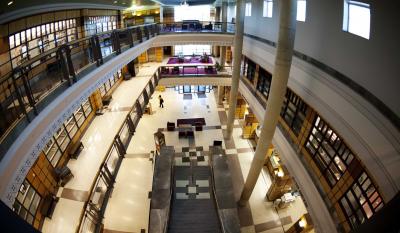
242, 0, 400, 118
242, 35, 400, 202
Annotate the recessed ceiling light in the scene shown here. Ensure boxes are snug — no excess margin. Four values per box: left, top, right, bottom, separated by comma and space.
113, 0, 118, 3
7, 1, 13, 6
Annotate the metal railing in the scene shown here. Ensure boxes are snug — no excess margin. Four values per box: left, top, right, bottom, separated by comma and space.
76, 70, 159, 233
0, 21, 235, 161
158, 65, 233, 78
157, 21, 235, 33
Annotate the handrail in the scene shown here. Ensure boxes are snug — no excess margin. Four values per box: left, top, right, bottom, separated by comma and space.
0, 21, 235, 156
76, 70, 159, 233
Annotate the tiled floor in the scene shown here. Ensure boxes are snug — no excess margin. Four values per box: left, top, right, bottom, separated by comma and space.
105, 85, 307, 233
41, 62, 160, 233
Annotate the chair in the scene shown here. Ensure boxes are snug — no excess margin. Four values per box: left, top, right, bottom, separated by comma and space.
40, 195, 59, 218
186, 130, 194, 137
195, 122, 203, 131
213, 140, 223, 146
167, 122, 175, 131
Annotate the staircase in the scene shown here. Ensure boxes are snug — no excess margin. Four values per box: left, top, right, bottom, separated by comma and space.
168, 149, 221, 233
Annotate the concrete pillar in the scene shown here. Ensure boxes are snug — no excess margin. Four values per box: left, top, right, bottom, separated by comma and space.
238, 0, 297, 205
218, 86, 224, 105
220, 1, 228, 66
225, 0, 245, 139
159, 6, 164, 23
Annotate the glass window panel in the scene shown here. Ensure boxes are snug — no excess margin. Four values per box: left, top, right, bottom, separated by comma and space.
19, 208, 27, 219
15, 33, 20, 46
106, 146, 120, 174
344, 1, 370, 39
65, 115, 78, 136
347, 191, 359, 210
297, 0, 307, 21
29, 194, 41, 214
51, 150, 62, 167
27, 29, 31, 41
9, 35, 15, 48
21, 31, 26, 43
362, 202, 373, 218
32, 28, 36, 39
245, 3, 252, 16
22, 188, 34, 209
26, 214, 34, 224
341, 198, 353, 216
334, 156, 346, 172
356, 209, 365, 224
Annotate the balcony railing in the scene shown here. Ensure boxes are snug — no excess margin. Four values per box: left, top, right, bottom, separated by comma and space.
77, 71, 160, 233
0, 21, 235, 161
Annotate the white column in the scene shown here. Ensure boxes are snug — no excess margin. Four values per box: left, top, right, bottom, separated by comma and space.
238, 0, 298, 205
225, 0, 245, 138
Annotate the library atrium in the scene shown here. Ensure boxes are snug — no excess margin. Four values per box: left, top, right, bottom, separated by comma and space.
0, 0, 398, 233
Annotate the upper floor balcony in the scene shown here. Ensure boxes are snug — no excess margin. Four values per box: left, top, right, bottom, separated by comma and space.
0, 21, 235, 160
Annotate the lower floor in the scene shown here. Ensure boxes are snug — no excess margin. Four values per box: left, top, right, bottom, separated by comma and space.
35, 60, 310, 233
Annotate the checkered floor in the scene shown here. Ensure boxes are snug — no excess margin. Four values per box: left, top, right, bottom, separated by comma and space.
174, 146, 211, 200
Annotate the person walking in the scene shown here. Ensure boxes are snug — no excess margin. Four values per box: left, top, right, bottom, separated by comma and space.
159, 95, 164, 108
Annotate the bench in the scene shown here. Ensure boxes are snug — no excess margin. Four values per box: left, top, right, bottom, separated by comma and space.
69, 141, 84, 159
40, 195, 59, 219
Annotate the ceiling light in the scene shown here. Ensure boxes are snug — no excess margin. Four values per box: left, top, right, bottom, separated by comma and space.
7, 1, 13, 6
113, 0, 118, 3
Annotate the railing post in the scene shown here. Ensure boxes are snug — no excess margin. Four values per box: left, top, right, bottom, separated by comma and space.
114, 135, 126, 155
127, 29, 134, 48
90, 36, 103, 66
111, 31, 121, 55
149, 80, 154, 94
143, 89, 149, 105
135, 100, 143, 117
144, 26, 150, 39
136, 27, 143, 43
19, 67, 37, 115
11, 70, 29, 120
156, 24, 160, 34
56, 45, 76, 85
126, 115, 136, 134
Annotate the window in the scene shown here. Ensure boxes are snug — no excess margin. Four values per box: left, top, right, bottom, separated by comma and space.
305, 116, 355, 186
244, 58, 256, 82
245, 2, 252, 16
256, 67, 272, 97
343, 1, 370, 39
297, 0, 307, 21
280, 89, 308, 136
173, 44, 211, 56
13, 180, 41, 225
263, 0, 273, 18
340, 172, 383, 229
174, 5, 211, 21
43, 98, 92, 167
